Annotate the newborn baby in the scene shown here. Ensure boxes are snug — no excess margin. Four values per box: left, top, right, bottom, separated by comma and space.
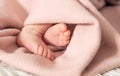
17, 23, 71, 60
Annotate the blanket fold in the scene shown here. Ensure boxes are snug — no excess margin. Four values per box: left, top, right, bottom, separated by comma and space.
0, 0, 120, 76
90, 0, 105, 9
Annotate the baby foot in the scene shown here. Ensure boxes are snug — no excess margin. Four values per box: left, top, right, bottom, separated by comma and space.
44, 23, 71, 46
17, 25, 55, 60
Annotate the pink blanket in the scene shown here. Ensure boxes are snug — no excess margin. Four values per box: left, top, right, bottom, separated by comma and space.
0, 0, 120, 76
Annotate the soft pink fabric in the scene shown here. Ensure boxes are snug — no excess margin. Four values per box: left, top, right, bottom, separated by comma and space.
0, 0, 120, 76
0, 0, 27, 29
24, 0, 95, 25
90, 0, 105, 9
100, 6, 120, 33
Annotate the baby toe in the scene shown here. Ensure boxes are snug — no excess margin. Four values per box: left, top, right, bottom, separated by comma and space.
36, 46, 44, 55
46, 49, 54, 60
59, 38, 69, 46
42, 49, 48, 57
62, 40, 70, 45
63, 30, 71, 36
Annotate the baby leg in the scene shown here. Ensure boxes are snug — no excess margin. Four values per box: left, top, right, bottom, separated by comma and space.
17, 24, 55, 60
